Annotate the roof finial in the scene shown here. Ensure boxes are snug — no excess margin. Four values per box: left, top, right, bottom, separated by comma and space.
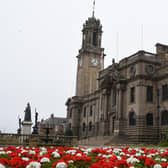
92, 0, 95, 17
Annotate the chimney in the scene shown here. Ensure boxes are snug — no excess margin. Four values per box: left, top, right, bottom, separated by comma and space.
156, 43, 168, 55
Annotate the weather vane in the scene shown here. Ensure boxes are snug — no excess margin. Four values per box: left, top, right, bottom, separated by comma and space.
92, 0, 96, 17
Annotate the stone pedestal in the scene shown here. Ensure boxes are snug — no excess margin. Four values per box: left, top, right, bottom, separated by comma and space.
21, 121, 32, 135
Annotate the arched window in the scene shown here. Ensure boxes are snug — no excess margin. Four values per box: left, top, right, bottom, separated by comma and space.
146, 113, 153, 126
89, 121, 92, 131
161, 110, 168, 125
82, 123, 86, 132
129, 112, 136, 126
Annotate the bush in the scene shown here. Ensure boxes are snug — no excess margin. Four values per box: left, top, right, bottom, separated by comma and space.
64, 129, 73, 136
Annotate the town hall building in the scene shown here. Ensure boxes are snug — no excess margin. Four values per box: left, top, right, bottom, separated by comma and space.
66, 13, 168, 144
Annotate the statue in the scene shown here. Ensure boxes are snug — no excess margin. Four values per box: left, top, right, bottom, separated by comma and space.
112, 58, 115, 64
17, 117, 21, 134
19, 118, 21, 129
24, 103, 31, 121
35, 110, 38, 127
32, 109, 39, 134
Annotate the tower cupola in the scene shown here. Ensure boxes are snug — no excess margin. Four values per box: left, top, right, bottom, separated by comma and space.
82, 17, 102, 49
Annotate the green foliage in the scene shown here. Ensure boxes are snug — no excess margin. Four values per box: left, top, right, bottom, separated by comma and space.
64, 129, 73, 136
159, 128, 168, 147
166, 128, 168, 142
159, 141, 168, 147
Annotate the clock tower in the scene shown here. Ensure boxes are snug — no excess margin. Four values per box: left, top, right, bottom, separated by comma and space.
76, 15, 104, 96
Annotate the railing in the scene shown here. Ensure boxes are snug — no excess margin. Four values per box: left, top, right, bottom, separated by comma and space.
0, 133, 78, 146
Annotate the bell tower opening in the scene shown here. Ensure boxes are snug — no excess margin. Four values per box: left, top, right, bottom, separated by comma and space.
93, 31, 97, 47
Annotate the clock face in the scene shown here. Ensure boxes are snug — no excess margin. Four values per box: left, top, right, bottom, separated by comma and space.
91, 58, 99, 66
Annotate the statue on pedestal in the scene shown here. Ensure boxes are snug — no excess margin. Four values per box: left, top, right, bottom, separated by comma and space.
24, 103, 31, 121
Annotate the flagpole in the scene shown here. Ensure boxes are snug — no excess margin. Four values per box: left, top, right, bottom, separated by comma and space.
116, 32, 119, 62
141, 24, 143, 50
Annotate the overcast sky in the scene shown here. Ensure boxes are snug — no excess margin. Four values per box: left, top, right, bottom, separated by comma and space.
0, 0, 168, 133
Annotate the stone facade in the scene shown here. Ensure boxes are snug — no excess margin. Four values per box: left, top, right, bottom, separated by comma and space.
39, 114, 66, 136
66, 15, 168, 144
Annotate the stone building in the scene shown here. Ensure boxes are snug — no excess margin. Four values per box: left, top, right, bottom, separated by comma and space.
66, 14, 168, 144
39, 114, 66, 136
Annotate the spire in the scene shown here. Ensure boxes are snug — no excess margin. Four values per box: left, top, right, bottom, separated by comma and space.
92, 0, 95, 18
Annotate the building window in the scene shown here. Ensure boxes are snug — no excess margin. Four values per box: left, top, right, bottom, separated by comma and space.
83, 107, 86, 117
89, 121, 92, 131
90, 105, 93, 116
129, 112, 136, 126
147, 86, 153, 102
161, 110, 168, 125
113, 88, 117, 105
69, 109, 72, 118
82, 123, 86, 132
162, 84, 168, 101
130, 87, 135, 103
146, 113, 153, 126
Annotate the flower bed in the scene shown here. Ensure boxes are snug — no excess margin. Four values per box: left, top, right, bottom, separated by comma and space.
0, 146, 168, 167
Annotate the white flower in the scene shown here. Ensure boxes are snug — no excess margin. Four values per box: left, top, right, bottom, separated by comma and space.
28, 150, 36, 155
117, 156, 121, 160
22, 157, 29, 161
127, 156, 140, 164
52, 151, 60, 158
21, 149, 28, 153
98, 153, 102, 156
40, 147, 47, 151
76, 153, 82, 157
161, 158, 167, 162
39, 151, 47, 156
135, 153, 141, 157
0, 151, 5, 155
107, 149, 113, 153
40, 157, 50, 163
84, 151, 88, 155
153, 164, 162, 168
113, 148, 122, 154
6, 151, 12, 154
26, 161, 41, 168
66, 150, 76, 155
56, 162, 67, 168
120, 152, 125, 156
0, 163, 6, 168
155, 158, 160, 161
68, 160, 74, 164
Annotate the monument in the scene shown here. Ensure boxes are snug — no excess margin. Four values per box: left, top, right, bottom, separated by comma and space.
21, 103, 33, 135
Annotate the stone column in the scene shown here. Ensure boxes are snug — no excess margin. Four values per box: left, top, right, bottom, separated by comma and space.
117, 83, 126, 136
104, 89, 111, 135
